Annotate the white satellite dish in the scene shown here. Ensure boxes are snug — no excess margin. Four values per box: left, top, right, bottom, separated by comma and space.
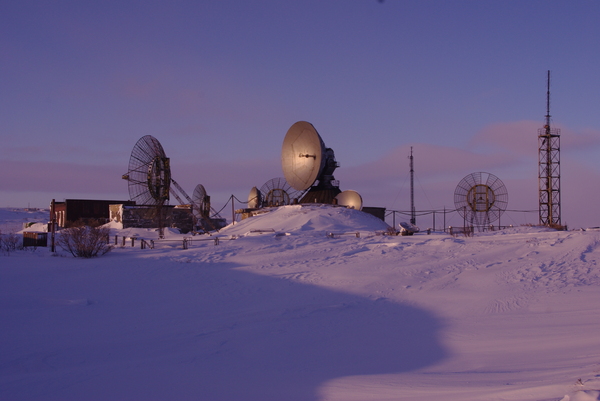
248, 186, 262, 209
281, 121, 340, 204
281, 121, 327, 191
335, 190, 363, 210
399, 221, 420, 236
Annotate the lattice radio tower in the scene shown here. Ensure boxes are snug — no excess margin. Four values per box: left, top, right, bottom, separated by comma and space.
538, 70, 561, 226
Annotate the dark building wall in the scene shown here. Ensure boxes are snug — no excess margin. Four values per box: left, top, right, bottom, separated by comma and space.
59, 199, 135, 227
121, 206, 194, 233
361, 207, 386, 221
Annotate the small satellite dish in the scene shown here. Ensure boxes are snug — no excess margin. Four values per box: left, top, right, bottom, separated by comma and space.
248, 186, 262, 209
335, 190, 363, 210
399, 221, 420, 235
260, 177, 299, 207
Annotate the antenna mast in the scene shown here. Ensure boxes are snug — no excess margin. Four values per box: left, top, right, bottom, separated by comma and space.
538, 70, 561, 227
410, 147, 416, 225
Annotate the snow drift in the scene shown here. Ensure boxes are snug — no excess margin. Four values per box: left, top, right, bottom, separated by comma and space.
1, 206, 600, 401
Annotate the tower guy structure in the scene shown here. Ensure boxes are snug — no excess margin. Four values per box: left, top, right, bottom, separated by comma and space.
538, 70, 561, 227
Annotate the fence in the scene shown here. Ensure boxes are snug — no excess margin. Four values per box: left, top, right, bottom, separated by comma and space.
112, 235, 222, 250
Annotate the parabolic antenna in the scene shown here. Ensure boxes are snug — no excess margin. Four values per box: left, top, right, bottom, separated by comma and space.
282, 121, 327, 191
122, 135, 171, 206
192, 184, 209, 219
399, 221, 420, 235
454, 172, 508, 228
260, 177, 299, 207
281, 121, 341, 204
335, 190, 363, 210
248, 186, 262, 209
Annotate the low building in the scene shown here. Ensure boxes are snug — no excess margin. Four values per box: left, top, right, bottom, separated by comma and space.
52, 199, 136, 228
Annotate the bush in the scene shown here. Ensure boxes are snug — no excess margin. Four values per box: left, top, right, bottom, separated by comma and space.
57, 225, 113, 258
0, 230, 21, 255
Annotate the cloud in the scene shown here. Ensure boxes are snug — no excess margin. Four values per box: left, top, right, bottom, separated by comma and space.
336, 142, 523, 190
468, 120, 600, 155
467, 120, 539, 156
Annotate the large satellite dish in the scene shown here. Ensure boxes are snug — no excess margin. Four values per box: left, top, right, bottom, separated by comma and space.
281, 121, 341, 203
282, 121, 326, 191
122, 135, 171, 206
260, 177, 299, 207
454, 172, 508, 228
335, 190, 363, 210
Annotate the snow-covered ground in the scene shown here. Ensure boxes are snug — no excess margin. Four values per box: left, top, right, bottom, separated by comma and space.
1, 205, 600, 401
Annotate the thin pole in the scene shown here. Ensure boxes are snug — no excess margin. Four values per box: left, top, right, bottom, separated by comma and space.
545, 70, 553, 224
410, 147, 416, 225
50, 199, 56, 252
231, 195, 235, 225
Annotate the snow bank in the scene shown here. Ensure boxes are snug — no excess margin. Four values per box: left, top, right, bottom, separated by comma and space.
1, 207, 600, 401
219, 204, 391, 236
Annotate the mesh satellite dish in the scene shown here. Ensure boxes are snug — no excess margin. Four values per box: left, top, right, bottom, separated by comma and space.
260, 177, 299, 207
454, 172, 508, 228
281, 121, 341, 203
122, 135, 171, 206
248, 186, 262, 209
335, 190, 363, 210
192, 184, 209, 219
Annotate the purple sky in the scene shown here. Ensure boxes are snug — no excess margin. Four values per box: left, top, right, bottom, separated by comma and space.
2, 1, 600, 228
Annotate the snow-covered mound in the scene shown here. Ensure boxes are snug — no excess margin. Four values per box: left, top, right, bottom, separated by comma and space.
219, 204, 391, 236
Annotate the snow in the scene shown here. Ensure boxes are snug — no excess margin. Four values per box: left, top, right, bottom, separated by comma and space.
1, 205, 600, 401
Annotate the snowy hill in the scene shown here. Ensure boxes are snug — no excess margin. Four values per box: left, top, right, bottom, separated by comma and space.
1, 206, 600, 401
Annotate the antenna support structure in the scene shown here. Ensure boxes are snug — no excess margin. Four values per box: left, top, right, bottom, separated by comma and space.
538, 70, 561, 227
409, 147, 416, 225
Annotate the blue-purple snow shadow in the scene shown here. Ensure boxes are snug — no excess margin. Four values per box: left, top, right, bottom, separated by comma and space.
195, 267, 447, 401
0, 258, 447, 401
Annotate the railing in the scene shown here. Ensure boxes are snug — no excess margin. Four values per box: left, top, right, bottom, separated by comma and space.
327, 232, 361, 238
113, 235, 222, 250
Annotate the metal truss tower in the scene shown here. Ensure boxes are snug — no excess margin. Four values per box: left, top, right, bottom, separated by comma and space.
538, 70, 561, 226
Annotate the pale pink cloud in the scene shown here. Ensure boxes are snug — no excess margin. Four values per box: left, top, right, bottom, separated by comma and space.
469, 120, 600, 155
336, 143, 521, 187
467, 120, 540, 157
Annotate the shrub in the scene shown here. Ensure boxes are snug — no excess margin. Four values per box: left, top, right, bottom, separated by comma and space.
0, 230, 21, 255
57, 225, 113, 258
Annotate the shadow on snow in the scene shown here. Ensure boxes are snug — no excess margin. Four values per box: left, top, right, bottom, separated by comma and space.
0, 256, 447, 401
